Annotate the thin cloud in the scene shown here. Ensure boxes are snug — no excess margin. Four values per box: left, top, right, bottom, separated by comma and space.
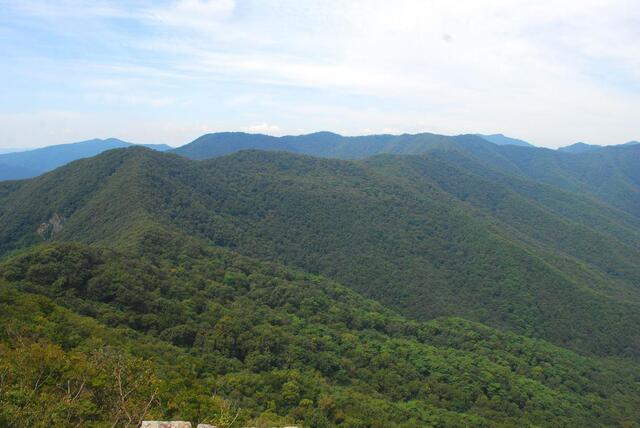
245, 123, 281, 134
1, 0, 639, 148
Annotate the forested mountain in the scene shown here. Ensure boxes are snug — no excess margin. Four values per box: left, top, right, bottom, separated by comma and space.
2, 147, 640, 359
171, 131, 484, 160
0, 138, 171, 180
2, 139, 640, 425
447, 141, 640, 219
557, 142, 603, 153
2, 238, 640, 426
173, 132, 640, 219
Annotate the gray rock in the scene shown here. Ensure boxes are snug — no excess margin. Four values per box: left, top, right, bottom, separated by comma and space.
36, 213, 64, 240
141, 422, 192, 428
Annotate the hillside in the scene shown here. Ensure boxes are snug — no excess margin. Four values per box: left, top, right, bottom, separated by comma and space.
2, 148, 640, 359
449, 141, 640, 219
2, 239, 640, 426
0, 138, 171, 180
172, 132, 640, 220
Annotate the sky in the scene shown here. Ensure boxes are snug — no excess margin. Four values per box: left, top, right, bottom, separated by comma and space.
0, 0, 638, 149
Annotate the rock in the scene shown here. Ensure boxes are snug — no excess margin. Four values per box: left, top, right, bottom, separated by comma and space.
140, 422, 192, 428
196, 424, 216, 428
36, 213, 64, 240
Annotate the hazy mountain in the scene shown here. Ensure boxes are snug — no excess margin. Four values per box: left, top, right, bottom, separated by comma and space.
139, 143, 172, 151
173, 131, 535, 161
0, 148, 21, 154
0, 138, 171, 180
172, 131, 485, 160
558, 142, 602, 153
559, 141, 640, 153
475, 133, 534, 147
0, 163, 42, 180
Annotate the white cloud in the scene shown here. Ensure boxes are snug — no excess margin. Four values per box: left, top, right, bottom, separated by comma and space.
244, 122, 281, 134
2, 0, 639, 148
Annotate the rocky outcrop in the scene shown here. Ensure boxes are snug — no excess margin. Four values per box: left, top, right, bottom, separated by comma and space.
140, 422, 194, 428
36, 212, 64, 240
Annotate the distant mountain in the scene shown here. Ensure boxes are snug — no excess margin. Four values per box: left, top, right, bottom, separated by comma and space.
0, 138, 171, 180
475, 133, 534, 147
558, 142, 603, 153
0, 163, 42, 180
172, 131, 492, 160
140, 143, 172, 151
173, 131, 535, 162
558, 141, 640, 153
0, 148, 21, 154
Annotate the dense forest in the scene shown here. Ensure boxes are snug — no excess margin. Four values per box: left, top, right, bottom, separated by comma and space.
3, 236, 640, 426
2, 147, 640, 357
174, 132, 640, 219
2, 136, 640, 426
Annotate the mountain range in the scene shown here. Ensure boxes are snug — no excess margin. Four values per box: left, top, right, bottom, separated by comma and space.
558, 140, 640, 153
0, 138, 171, 180
1, 132, 532, 181
3, 132, 638, 182
2, 131, 640, 425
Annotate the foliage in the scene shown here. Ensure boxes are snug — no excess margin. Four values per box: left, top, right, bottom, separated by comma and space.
2, 147, 640, 360
2, 240, 640, 426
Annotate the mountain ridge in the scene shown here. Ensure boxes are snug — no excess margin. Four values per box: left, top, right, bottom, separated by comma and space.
3, 146, 640, 358
0, 138, 171, 180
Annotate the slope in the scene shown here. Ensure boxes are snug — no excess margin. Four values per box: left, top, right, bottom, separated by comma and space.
2, 238, 640, 426
447, 141, 640, 218
2, 147, 640, 358
173, 131, 640, 220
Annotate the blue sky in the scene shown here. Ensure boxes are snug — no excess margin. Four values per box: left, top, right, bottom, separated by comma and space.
0, 0, 638, 149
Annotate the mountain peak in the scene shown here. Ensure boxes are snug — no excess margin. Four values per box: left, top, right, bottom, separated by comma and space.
558, 142, 602, 153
